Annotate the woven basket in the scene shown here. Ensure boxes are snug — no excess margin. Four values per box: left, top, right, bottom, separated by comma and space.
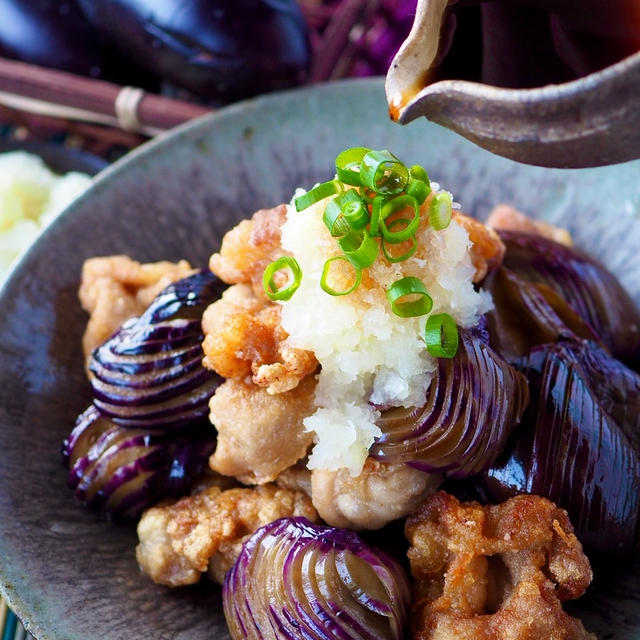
0, 0, 416, 160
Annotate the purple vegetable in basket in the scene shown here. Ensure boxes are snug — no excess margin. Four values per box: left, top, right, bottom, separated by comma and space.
481, 338, 640, 555
76, 0, 310, 102
223, 517, 410, 640
370, 327, 529, 479
0, 0, 151, 85
89, 270, 225, 430
62, 405, 216, 518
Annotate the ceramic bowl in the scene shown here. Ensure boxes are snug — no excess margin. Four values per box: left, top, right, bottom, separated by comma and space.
0, 78, 639, 640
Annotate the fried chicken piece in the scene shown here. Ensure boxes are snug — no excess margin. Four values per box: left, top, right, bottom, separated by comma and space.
487, 204, 573, 247
208, 375, 316, 485
311, 457, 442, 530
452, 211, 506, 283
136, 483, 318, 587
79, 255, 193, 359
201, 283, 317, 393
406, 492, 595, 640
209, 204, 288, 301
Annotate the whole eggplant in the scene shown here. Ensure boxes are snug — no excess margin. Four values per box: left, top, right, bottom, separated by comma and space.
483, 266, 602, 363
89, 270, 226, 430
371, 326, 529, 479
0, 0, 152, 85
63, 406, 217, 518
497, 229, 640, 368
76, 0, 311, 102
481, 338, 640, 555
224, 517, 410, 640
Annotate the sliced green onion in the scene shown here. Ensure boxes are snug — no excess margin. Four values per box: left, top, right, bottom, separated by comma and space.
338, 229, 379, 269
406, 177, 430, 205
335, 147, 370, 186
380, 195, 420, 243
294, 180, 343, 212
386, 277, 433, 317
262, 256, 302, 301
332, 190, 369, 231
323, 195, 354, 237
425, 313, 459, 358
320, 256, 362, 296
410, 164, 430, 187
429, 191, 453, 230
382, 219, 418, 263
369, 194, 388, 237
360, 150, 409, 195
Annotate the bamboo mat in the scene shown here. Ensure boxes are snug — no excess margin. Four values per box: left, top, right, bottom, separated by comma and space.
1, 596, 31, 639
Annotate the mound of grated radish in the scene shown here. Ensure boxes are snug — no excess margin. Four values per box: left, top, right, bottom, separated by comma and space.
278, 186, 493, 476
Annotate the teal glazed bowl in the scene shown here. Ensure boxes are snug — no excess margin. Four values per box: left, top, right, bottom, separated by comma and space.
0, 78, 639, 640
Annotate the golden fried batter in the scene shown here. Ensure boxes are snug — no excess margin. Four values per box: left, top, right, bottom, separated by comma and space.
486, 204, 573, 247
79, 255, 193, 359
406, 492, 595, 640
452, 211, 505, 283
208, 376, 316, 485
311, 457, 442, 530
136, 483, 318, 587
201, 284, 317, 393
209, 204, 288, 301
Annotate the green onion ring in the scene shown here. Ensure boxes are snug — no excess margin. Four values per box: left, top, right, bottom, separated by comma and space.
294, 180, 343, 212
386, 277, 433, 317
406, 177, 430, 205
323, 194, 355, 237
338, 229, 379, 269
320, 256, 362, 296
429, 191, 453, 230
382, 219, 418, 263
335, 147, 371, 186
262, 256, 302, 301
360, 150, 409, 195
337, 190, 369, 231
410, 164, 430, 187
380, 194, 420, 244
369, 194, 389, 237
425, 313, 459, 357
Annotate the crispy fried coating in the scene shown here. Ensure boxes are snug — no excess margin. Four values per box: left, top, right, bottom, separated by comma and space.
486, 204, 573, 247
209, 204, 288, 301
136, 483, 318, 587
452, 211, 505, 283
201, 283, 317, 393
208, 376, 316, 485
311, 457, 442, 530
406, 492, 595, 640
79, 255, 193, 359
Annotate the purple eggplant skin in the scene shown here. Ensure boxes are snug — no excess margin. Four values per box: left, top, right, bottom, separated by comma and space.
481, 339, 640, 555
62, 405, 216, 518
483, 266, 603, 363
0, 0, 154, 85
224, 517, 410, 640
76, 0, 311, 102
498, 230, 640, 368
89, 270, 226, 430
371, 327, 529, 479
